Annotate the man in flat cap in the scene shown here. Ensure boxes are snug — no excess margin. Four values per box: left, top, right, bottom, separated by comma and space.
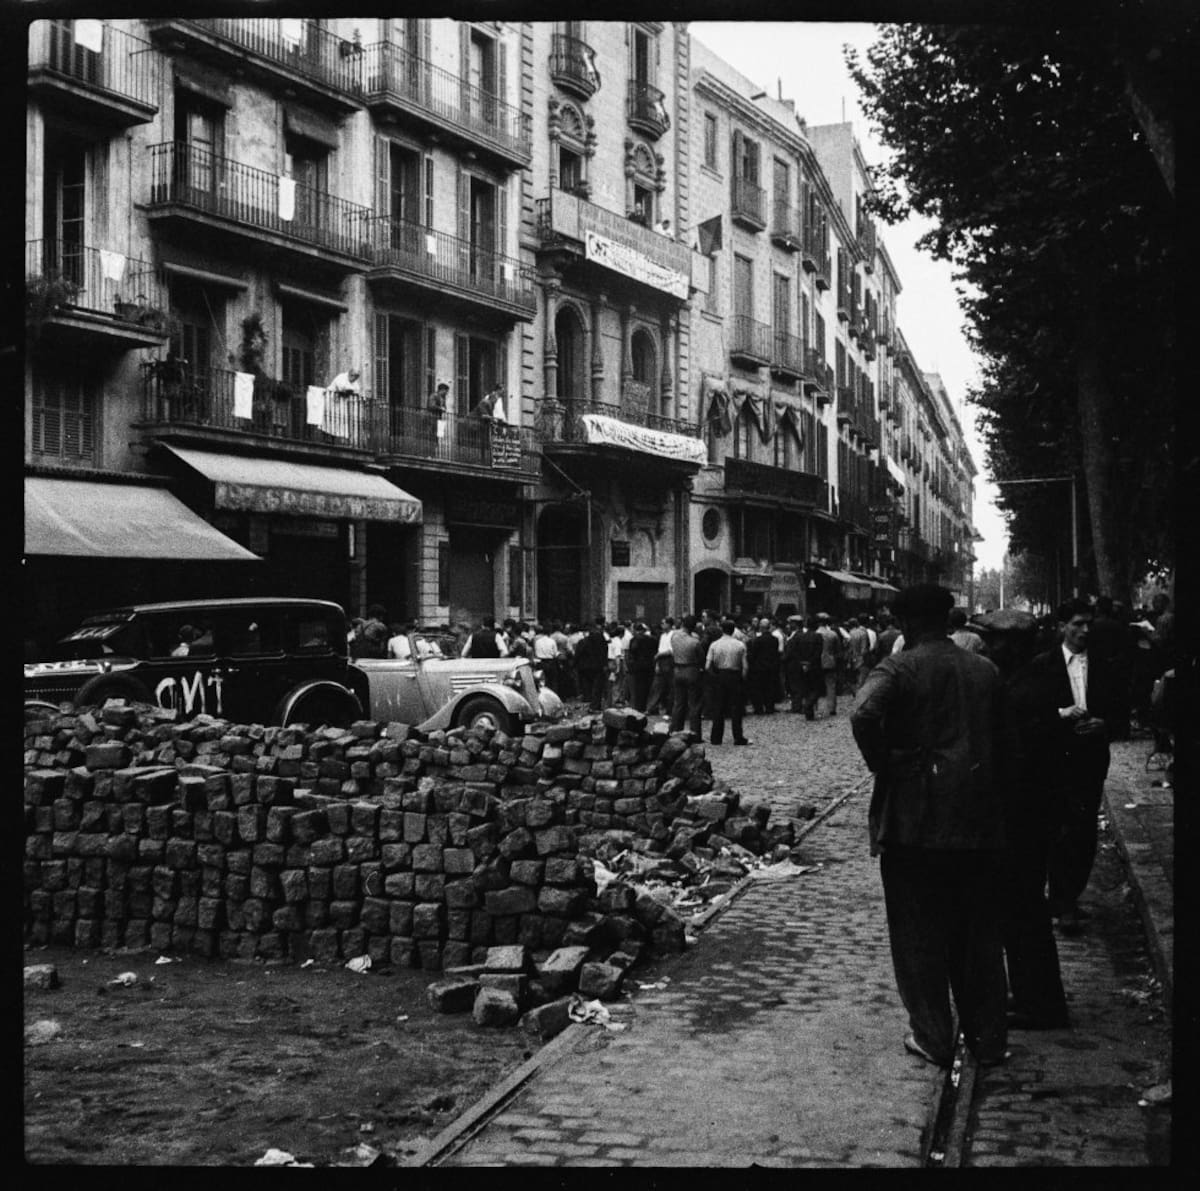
850, 584, 1009, 1068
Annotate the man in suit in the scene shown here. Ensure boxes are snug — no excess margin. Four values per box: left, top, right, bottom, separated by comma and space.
850, 584, 1009, 1068
746, 617, 781, 715
1012, 598, 1123, 934
782, 615, 824, 719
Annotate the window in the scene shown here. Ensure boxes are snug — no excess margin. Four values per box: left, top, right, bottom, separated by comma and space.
733, 404, 754, 460
42, 130, 87, 287
630, 25, 654, 85
773, 273, 791, 337
631, 182, 654, 225
552, 100, 592, 196
455, 332, 507, 416
173, 88, 225, 199
169, 278, 222, 382
31, 369, 98, 464
703, 254, 719, 316
285, 133, 329, 230
703, 112, 718, 170
555, 307, 585, 402
625, 140, 662, 226
736, 133, 760, 184
733, 254, 754, 322
559, 145, 582, 193
373, 313, 427, 411
815, 312, 826, 362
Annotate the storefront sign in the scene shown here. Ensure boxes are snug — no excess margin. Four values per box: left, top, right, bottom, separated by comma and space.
585, 231, 689, 300
581, 414, 708, 464
446, 495, 520, 528
871, 506, 894, 545
490, 424, 523, 469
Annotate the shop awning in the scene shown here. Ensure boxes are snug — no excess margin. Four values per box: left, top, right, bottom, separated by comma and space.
25, 476, 260, 561
163, 446, 422, 523
816, 568, 874, 600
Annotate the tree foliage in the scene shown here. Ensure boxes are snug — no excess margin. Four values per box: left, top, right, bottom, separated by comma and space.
847, 14, 1181, 600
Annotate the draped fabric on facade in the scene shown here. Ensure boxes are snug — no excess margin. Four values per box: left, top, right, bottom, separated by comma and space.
775, 402, 803, 448
731, 389, 775, 443
703, 375, 732, 436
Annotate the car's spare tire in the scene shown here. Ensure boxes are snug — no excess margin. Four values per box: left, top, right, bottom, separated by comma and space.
455, 695, 515, 735
277, 683, 362, 729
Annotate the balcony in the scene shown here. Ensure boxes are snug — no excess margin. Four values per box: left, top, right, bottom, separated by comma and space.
626, 80, 670, 140
27, 21, 158, 131
879, 380, 891, 412
802, 347, 827, 397
800, 229, 818, 274
537, 398, 703, 469
145, 142, 372, 271
550, 33, 600, 100
535, 188, 692, 301
147, 18, 363, 112
138, 363, 376, 457
364, 216, 535, 322
770, 201, 801, 252
26, 240, 169, 350
770, 331, 806, 381
724, 458, 828, 509
362, 42, 531, 169
730, 316, 771, 368
836, 287, 851, 323
731, 177, 766, 232
814, 252, 832, 292
377, 407, 539, 478
836, 385, 855, 426
837, 488, 872, 532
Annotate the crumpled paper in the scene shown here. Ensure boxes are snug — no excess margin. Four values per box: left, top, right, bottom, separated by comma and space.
567, 996, 628, 1031
110, 971, 139, 987
748, 860, 823, 882
345, 955, 372, 974
254, 1148, 314, 1167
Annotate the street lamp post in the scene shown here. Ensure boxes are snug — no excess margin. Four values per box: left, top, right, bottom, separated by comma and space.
994, 474, 1079, 598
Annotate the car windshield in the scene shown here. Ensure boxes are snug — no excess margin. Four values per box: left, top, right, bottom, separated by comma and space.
54, 620, 142, 660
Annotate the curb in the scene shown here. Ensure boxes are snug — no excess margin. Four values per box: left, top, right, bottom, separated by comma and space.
1102, 781, 1173, 1013
408, 771, 874, 1168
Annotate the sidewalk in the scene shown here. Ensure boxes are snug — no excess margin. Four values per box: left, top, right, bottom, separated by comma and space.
1102, 738, 1174, 1012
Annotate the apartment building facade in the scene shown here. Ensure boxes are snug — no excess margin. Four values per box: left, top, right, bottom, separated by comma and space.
24, 17, 977, 645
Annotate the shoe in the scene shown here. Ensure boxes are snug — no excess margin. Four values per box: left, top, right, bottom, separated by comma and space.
903, 1033, 951, 1067
734, 739, 751, 746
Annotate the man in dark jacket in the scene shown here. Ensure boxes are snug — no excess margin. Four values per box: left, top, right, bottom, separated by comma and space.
625, 621, 658, 711
1010, 598, 1124, 933
782, 615, 823, 718
746, 617, 781, 715
573, 619, 609, 712
850, 584, 1008, 1069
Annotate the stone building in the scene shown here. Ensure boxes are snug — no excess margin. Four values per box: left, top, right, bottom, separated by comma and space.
24, 17, 978, 649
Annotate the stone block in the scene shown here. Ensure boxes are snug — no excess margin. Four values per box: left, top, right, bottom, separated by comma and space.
509, 859, 545, 885
412, 902, 443, 939
360, 896, 391, 935
472, 987, 520, 1028
534, 825, 576, 856
389, 902, 414, 937
535, 945, 591, 995
520, 997, 573, 1042
578, 961, 624, 1000
484, 944, 528, 973
484, 885, 537, 916
537, 886, 587, 918
414, 873, 445, 902
24, 964, 60, 991
479, 972, 527, 1000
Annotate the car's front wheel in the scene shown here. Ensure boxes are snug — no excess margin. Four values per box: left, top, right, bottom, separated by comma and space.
455, 695, 516, 736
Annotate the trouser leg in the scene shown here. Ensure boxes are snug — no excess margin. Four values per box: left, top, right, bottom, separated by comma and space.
710, 674, 726, 744
1047, 764, 1107, 912
824, 671, 837, 716
730, 676, 746, 743
1002, 835, 1069, 1022
879, 848, 958, 1062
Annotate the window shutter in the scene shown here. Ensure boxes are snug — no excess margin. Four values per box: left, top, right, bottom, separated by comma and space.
498, 38, 507, 105
459, 23, 471, 110
732, 128, 743, 183
420, 19, 431, 61
373, 312, 389, 403
424, 325, 437, 397
374, 135, 390, 216
424, 154, 434, 226
747, 138, 759, 183
498, 182, 509, 273
455, 332, 470, 415
499, 336, 509, 405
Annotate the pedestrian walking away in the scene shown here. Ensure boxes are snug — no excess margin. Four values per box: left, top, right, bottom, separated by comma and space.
746, 617, 781, 715
625, 621, 657, 711
782, 615, 823, 718
850, 583, 1009, 1068
706, 619, 750, 746
668, 616, 705, 736
816, 613, 842, 716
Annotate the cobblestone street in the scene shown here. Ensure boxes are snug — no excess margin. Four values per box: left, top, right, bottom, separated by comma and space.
432, 712, 1170, 1168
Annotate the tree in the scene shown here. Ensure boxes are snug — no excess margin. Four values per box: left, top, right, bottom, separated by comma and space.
847, 16, 1180, 601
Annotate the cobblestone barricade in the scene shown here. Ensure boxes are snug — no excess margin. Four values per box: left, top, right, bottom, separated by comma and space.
23, 703, 792, 974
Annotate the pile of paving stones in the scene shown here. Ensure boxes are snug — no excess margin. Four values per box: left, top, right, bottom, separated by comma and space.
23, 703, 800, 981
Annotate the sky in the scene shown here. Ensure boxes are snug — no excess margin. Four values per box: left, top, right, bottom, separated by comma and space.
690, 21, 1009, 574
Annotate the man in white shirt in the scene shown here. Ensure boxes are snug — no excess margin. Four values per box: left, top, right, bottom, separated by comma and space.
645, 617, 676, 717
532, 624, 561, 693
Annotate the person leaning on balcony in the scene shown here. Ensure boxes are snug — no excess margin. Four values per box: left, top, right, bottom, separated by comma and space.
428, 380, 450, 415
473, 386, 501, 420
328, 368, 361, 395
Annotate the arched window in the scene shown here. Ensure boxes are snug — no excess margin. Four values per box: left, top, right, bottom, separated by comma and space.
625, 139, 665, 226
549, 98, 595, 198
629, 328, 657, 418
555, 305, 586, 403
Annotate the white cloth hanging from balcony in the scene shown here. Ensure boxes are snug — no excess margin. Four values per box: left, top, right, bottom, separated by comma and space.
280, 19, 304, 46
74, 19, 104, 53
324, 392, 350, 438
98, 250, 125, 283
233, 372, 255, 420
306, 385, 326, 426
278, 176, 296, 222
425, 233, 437, 255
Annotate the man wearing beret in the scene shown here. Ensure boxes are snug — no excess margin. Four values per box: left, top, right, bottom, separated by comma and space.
850, 584, 1009, 1068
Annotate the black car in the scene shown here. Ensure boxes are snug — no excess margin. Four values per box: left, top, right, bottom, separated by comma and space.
25, 598, 366, 727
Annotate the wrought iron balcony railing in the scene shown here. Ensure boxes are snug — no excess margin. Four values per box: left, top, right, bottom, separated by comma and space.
379, 407, 537, 472
731, 176, 766, 229
550, 33, 600, 99
27, 239, 167, 325
28, 20, 158, 114
837, 384, 856, 425
364, 215, 535, 313
770, 201, 801, 250
186, 17, 365, 96
362, 42, 531, 162
730, 315, 771, 365
538, 398, 701, 445
140, 363, 376, 451
626, 80, 670, 139
147, 142, 373, 260
771, 330, 806, 378
724, 458, 827, 508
